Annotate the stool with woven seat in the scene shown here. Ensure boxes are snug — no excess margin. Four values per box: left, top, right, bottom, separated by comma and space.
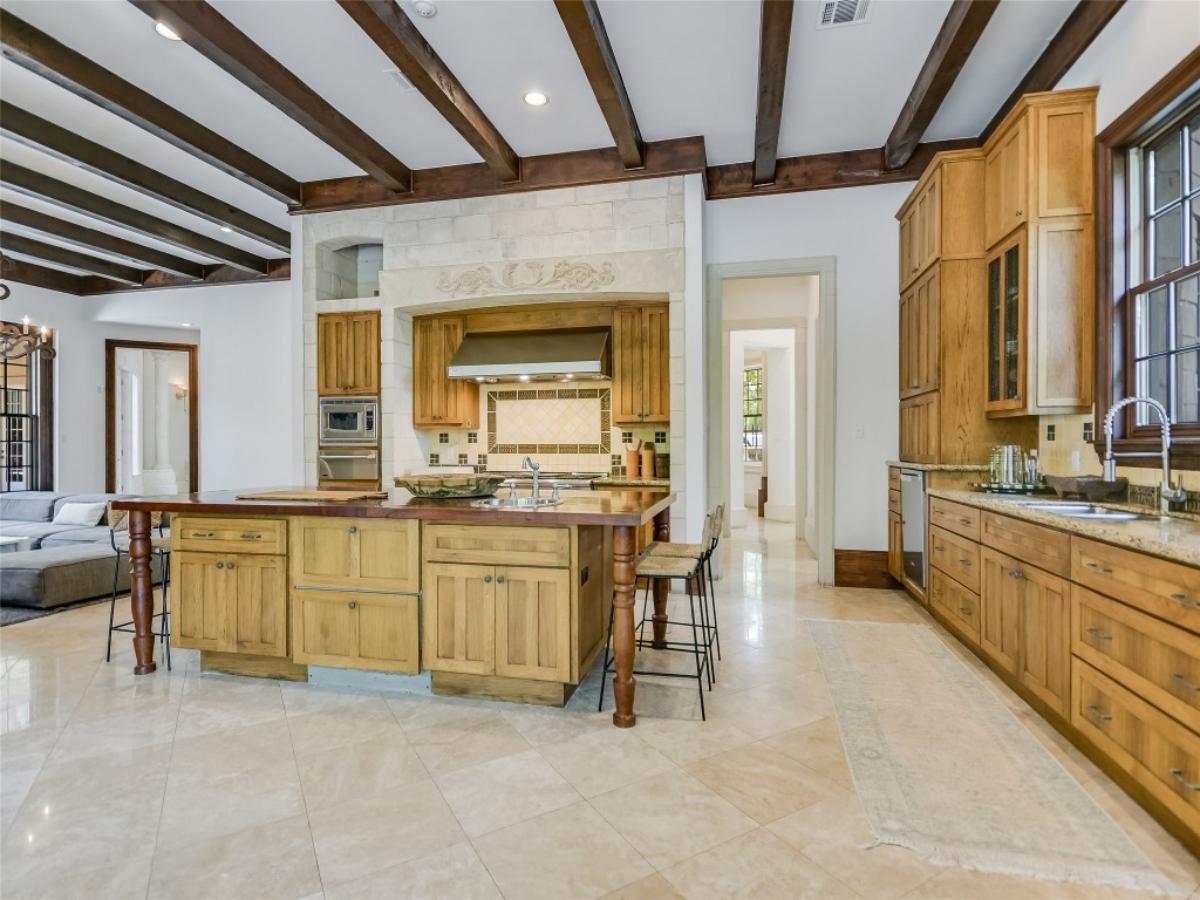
598, 525, 712, 720
106, 520, 172, 670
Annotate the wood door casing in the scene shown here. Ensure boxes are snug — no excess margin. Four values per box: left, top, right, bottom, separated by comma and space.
423, 562, 496, 675
495, 566, 572, 682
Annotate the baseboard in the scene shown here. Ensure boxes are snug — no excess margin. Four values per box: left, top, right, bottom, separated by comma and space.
833, 549, 897, 589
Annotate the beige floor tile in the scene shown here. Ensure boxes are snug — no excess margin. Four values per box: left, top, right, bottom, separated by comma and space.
473, 801, 654, 900
684, 742, 845, 825
769, 792, 940, 899
280, 681, 382, 717
436, 748, 580, 837
286, 697, 403, 757
3, 853, 153, 900
601, 873, 685, 899
405, 710, 531, 776
297, 731, 430, 812
501, 703, 613, 746
169, 718, 296, 781
47, 702, 180, 763
324, 841, 501, 900
387, 693, 492, 731
174, 676, 285, 739
540, 726, 679, 798
590, 771, 757, 870
632, 715, 754, 764
148, 814, 321, 900
659, 828, 858, 899
308, 781, 467, 887
905, 867, 1170, 900
763, 716, 854, 789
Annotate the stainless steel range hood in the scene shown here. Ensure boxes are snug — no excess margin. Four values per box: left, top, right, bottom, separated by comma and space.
447, 329, 610, 382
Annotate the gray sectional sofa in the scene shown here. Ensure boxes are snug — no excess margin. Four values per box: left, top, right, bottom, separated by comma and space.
0, 492, 165, 610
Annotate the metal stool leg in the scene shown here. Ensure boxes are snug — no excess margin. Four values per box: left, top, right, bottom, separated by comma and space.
686, 577, 706, 721
106, 549, 122, 662
636, 578, 652, 648
598, 592, 616, 713
694, 570, 713, 689
706, 553, 722, 660
160, 551, 171, 672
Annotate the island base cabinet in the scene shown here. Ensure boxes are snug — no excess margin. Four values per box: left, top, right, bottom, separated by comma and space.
495, 567, 571, 683
173, 552, 287, 658
980, 547, 1022, 676
292, 518, 419, 593
292, 590, 420, 674
424, 563, 496, 676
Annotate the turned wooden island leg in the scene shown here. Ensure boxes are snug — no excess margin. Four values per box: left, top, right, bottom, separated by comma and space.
128, 509, 157, 675
611, 524, 638, 727
651, 507, 670, 648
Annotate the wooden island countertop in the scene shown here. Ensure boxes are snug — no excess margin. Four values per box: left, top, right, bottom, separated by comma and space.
112, 488, 676, 727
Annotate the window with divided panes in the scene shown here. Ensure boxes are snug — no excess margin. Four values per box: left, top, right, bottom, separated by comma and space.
0, 348, 39, 492
743, 366, 763, 462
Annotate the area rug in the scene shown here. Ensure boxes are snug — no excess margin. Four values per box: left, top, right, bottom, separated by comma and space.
809, 620, 1182, 895
1, 597, 106, 627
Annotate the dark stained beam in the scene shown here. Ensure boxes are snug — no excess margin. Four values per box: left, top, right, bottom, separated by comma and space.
80, 258, 291, 295
753, 0, 794, 185
336, 0, 520, 183
981, 0, 1125, 142
883, 0, 999, 170
706, 139, 977, 200
1, 254, 89, 294
297, 136, 705, 213
554, 0, 644, 169
0, 162, 272, 273
0, 9, 301, 203
128, 0, 412, 193
0, 231, 144, 285
0, 202, 204, 279
0, 102, 291, 251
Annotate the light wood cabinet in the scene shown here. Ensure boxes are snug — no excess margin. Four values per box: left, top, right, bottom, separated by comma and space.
412, 316, 480, 428
318, 311, 380, 396
929, 496, 980, 541
981, 511, 1071, 578
1015, 559, 1071, 716
930, 525, 980, 593
424, 562, 497, 676
930, 566, 980, 644
173, 551, 288, 657
1072, 537, 1200, 634
613, 304, 670, 425
292, 589, 419, 674
887, 512, 903, 581
899, 267, 939, 399
898, 169, 943, 290
984, 115, 1028, 248
898, 392, 939, 464
495, 567, 572, 683
291, 518, 419, 593
980, 547, 1022, 676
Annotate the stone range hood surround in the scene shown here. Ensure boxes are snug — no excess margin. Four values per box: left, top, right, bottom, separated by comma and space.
300, 175, 706, 541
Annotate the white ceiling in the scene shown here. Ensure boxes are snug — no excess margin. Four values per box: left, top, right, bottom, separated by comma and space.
0, 0, 1088, 279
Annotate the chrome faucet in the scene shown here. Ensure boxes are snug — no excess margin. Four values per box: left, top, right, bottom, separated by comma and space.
1102, 396, 1187, 513
522, 456, 541, 502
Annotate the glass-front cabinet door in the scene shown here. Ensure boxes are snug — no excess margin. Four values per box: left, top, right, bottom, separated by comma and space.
985, 230, 1026, 413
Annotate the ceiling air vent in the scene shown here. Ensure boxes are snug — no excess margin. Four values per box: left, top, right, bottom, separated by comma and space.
816, 0, 869, 29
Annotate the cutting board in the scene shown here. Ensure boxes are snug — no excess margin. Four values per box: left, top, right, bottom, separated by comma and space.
235, 489, 388, 502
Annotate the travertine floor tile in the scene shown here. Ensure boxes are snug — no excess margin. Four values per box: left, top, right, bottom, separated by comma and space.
763, 716, 854, 789
540, 726, 678, 798
286, 697, 403, 757
600, 872, 685, 899
684, 742, 844, 824
323, 842, 501, 900
436, 748, 580, 837
297, 731, 430, 812
405, 710, 531, 775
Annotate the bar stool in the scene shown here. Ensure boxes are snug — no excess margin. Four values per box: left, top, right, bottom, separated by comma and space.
642, 503, 724, 664
598, 524, 712, 720
106, 518, 172, 670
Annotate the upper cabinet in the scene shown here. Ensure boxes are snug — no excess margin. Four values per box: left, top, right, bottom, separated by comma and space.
613, 304, 670, 425
982, 88, 1096, 418
318, 311, 380, 397
412, 316, 479, 429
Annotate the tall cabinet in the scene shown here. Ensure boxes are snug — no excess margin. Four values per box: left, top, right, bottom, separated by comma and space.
895, 150, 1036, 464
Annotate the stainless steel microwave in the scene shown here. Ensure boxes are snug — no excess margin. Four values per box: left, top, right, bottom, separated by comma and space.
319, 397, 378, 445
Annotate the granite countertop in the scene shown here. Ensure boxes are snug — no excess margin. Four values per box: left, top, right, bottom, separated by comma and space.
928, 488, 1200, 567
593, 477, 671, 489
888, 461, 990, 473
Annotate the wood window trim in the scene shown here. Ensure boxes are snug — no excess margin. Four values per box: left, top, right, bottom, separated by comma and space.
104, 339, 199, 493
1095, 47, 1200, 468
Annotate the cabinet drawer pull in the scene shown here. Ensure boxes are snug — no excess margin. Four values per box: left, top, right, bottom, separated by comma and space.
1008, 568, 1025, 580
958, 606, 973, 617
1085, 561, 1114, 575
216, 561, 225, 569
1170, 769, 1200, 792
1170, 593, 1200, 609
1172, 673, 1200, 693
934, 543, 944, 552
958, 558, 971, 566
348, 601, 357, 610
192, 531, 215, 538
960, 517, 973, 526
1085, 704, 1113, 722
1085, 627, 1113, 642
483, 575, 493, 584
240, 532, 262, 540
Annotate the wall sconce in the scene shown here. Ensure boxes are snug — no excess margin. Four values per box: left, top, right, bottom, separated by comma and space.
172, 383, 189, 400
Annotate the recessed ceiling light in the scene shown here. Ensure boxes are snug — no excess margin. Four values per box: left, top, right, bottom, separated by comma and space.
523, 91, 548, 107
413, 1, 437, 18
154, 21, 182, 41
219, 226, 232, 233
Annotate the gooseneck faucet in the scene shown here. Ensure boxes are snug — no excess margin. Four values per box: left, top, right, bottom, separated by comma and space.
1102, 396, 1187, 513
522, 456, 541, 502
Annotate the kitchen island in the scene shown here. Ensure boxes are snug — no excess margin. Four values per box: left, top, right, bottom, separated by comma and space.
112, 488, 674, 727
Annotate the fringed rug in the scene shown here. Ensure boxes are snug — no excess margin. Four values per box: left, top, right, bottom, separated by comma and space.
810, 620, 1182, 895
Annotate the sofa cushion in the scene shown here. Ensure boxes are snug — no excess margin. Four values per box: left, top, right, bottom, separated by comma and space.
54, 493, 128, 526
0, 522, 90, 548
53, 501, 108, 527
39, 526, 114, 549
0, 545, 165, 609
0, 492, 67, 524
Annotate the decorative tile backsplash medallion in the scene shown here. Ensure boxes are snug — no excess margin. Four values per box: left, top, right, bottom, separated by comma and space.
436, 260, 617, 298
488, 388, 611, 455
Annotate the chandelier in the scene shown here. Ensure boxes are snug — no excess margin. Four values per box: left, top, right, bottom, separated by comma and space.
0, 283, 56, 361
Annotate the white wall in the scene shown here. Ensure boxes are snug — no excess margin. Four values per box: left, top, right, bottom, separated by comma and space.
764, 342, 796, 524
7, 279, 296, 493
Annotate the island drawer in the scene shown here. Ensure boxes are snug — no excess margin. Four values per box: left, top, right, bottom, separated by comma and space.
291, 518, 419, 593
930, 566, 980, 643
929, 497, 980, 541
981, 512, 1070, 577
929, 525, 980, 593
173, 517, 286, 555
1072, 537, 1200, 635
1073, 585, 1200, 733
424, 524, 571, 568
1072, 658, 1200, 836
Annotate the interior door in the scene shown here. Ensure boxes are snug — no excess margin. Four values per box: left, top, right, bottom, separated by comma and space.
423, 563, 495, 675
494, 567, 572, 682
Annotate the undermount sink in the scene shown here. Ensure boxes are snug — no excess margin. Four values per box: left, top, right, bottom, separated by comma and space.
1020, 502, 1160, 522
469, 496, 563, 509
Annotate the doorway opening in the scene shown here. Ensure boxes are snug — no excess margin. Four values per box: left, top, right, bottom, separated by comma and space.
106, 340, 198, 494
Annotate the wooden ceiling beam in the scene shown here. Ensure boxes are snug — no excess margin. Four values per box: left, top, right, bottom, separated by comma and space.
0, 254, 88, 295
0, 202, 205, 279
753, 0, 795, 186
707, 139, 977, 200
0, 231, 144, 285
883, 0, 999, 170
128, 0, 412, 193
0, 102, 291, 252
980, 0, 1125, 142
554, 0, 644, 169
0, 162, 272, 273
336, 0, 520, 184
296, 136, 705, 213
79, 258, 290, 295
0, 9, 300, 204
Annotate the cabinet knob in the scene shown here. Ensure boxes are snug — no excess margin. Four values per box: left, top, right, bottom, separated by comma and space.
348, 601, 357, 609
1015, 209, 1023, 217
483, 575, 493, 584
496, 575, 505, 584
227, 562, 236, 570
216, 561, 224, 569
349, 526, 357, 534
